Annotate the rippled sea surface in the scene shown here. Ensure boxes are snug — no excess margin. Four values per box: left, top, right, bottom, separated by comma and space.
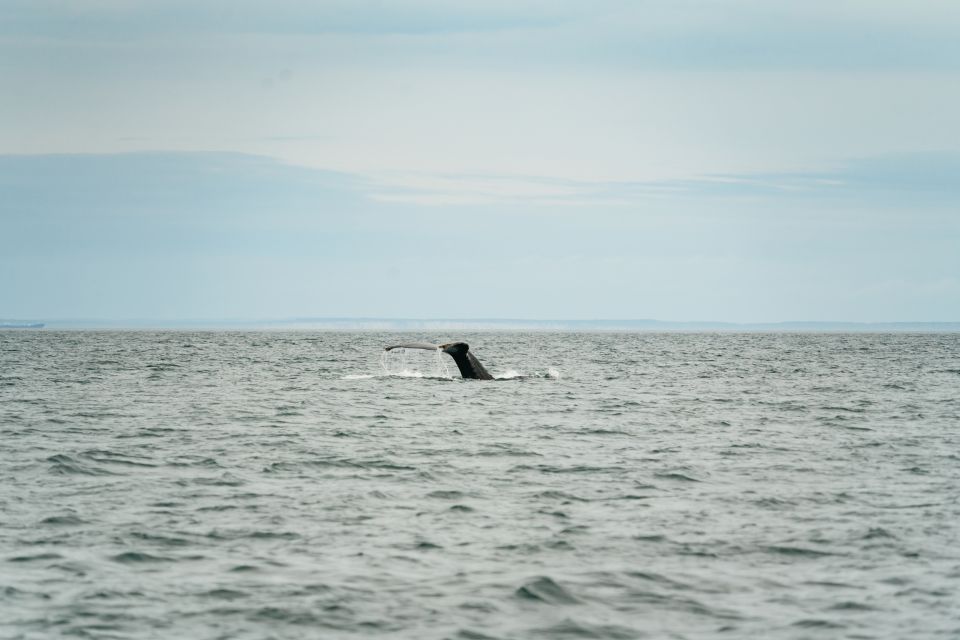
2, 331, 959, 639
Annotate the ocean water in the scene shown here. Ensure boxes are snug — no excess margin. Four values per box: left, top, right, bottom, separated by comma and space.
1, 331, 959, 639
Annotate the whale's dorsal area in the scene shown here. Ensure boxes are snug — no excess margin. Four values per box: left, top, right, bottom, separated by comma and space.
383, 341, 493, 380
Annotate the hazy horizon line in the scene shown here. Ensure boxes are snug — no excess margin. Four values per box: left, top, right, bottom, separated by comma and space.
4, 317, 960, 332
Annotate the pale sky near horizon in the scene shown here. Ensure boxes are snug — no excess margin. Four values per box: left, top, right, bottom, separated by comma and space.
2, 1, 959, 321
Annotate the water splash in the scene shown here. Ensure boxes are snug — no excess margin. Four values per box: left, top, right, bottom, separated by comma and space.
493, 369, 561, 380
380, 346, 452, 379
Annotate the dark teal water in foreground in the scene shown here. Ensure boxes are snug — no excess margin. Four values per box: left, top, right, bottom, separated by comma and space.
1, 332, 959, 639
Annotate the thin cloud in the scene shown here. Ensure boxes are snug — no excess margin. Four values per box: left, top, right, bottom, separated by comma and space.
2, 1, 957, 70
366, 152, 960, 207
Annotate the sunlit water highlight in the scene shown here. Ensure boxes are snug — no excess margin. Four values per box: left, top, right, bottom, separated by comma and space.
1, 331, 959, 639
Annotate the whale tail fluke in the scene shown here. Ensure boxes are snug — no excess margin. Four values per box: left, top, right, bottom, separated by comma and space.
439, 342, 493, 380
383, 341, 493, 380
384, 342, 440, 352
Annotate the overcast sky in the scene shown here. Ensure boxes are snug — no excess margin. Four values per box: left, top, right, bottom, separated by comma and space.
2, 1, 958, 321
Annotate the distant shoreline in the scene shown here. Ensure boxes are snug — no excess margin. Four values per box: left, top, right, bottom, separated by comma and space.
5, 319, 960, 332
0, 323, 45, 329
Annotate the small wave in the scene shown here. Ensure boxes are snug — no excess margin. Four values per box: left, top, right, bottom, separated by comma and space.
40, 514, 87, 526
354, 458, 417, 471
427, 490, 465, 499
416, 540, 442, 550
764, 545, 835, 557
82, 450, 157, 468
654, 471, 702, 483
8, 552, 62, 563
527, 620, 635, 639
624, 570, 696, 591
110, 551, 175, 563
605, 494, 652, 502
804, 580, 863, 590
822, 405, 866, 413
168, 456, 222, 468
46, 454, 118, 476
454, 629, 500, 640
341, 374, 375, 380
146, 362, 180, 371
559, 525, 589, 536
513, 464, 622, 475
475, 445, 542, 458
129, 532, 191, 547
792, 619, 846, 629
189, 473, 245, 487
450, 504, 474, 512
205, 529, 300, 541
250, 606, 326, 626
514, 576, 580, 604
862, 527, 896, 540
578, 428, 629, 436
272, 456, 414, 471
545, 539, 576, 553
203, 588, 249, 600
828, 601, 876, 611
752, 497, 795, 509
534, 490, 588, 502
250, 531, 300, 540
633, 534, 668, 542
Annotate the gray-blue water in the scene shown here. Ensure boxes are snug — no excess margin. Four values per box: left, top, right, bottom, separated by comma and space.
2, 331, 959, 639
